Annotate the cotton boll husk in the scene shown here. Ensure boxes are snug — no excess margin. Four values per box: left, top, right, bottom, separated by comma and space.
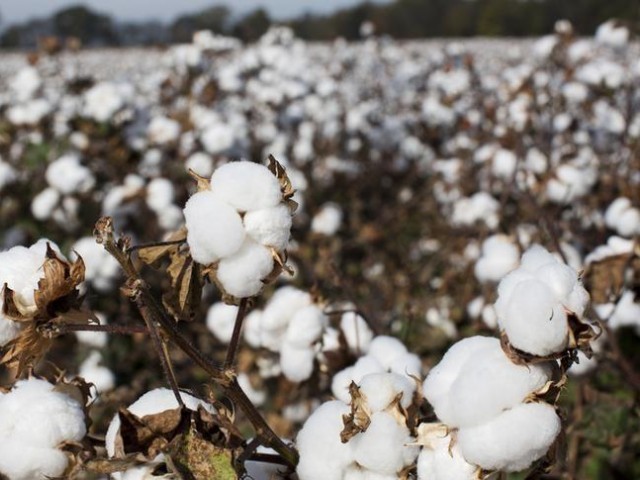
423, 336, 496, 422
457, 402, 561, 472
446, 339, 551, 427
296, 401, 354, 480
285, 305, 328, 348
368, 336, 409, 369
351, 411, 418, 475
332, 356, 385, 403
389, 352, 422, 377
210, 161, 282, 212
261, 286, 312, 331
216, 239, 274, 298
243, 204, 292, 251
417, 434, 479, 480
358, 372, 416, 411
206, 302, 238, 343
503, 279, 568, 355
280, 342, 316, 382
105, 388, 214, 457
184, 190, 245, 264
340, 312, 374, 354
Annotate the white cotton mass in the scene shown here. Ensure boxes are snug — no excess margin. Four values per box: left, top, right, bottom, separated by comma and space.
216, 239, 274, 298
260, 286, 312, 332
474, 235, 519, 283
244, 204, 292, 251
340, 312, 374, 354
0, 378, 86, 480
457, 402, 561, 472
280, 342, 316, 382
210, 161, 282, 212
451, 192, 500, 229
285, 305, 328, 348
311, 203, 343, 235
184, 190, 246, 264
185, 152, 214, 177
604, 197, 640, 237
296, 400, 354, 480
417, 432, 478, 480
351, 411, 418, 475
358, 372, 416, 412
105, 388, 214, 457
332, 356, 385, 404
206, 302, 238, 343
72, 237, 120, 291
147, 116, 181, 145
146, 177, 175, 212
79, 350, 115, 397
45, 154, 95, 195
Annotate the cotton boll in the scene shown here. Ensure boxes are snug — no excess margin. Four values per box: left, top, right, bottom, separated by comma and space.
75, 313, 108, 348
261, 287, 312, 331
296, 401, 354, 480
605, 198, 632, 228
45, 154, 95, 195
311, 203, 343, 235
0, 443, 69, 480
244, 204, 292, 251
417, 433, 479, 480
31, 187, 61, 220
79, 350, 115, 397
147, 116, 180, 145
446, 340, 550, 427
491, 149, 517, 179
243, 309, 264, 348
201, 123, 235, 154
216, 239, 274, 298
280, 342, 316, 382
157, 204, 184, 231
368, 336, 409, 370
616, 208, 640, 237
210, 161, 282, 212
503, 279, 568, 355
285, 305, 328, 348
146, 177, 175, 212
344, 466, 397, 480
332, 356, 385, 403
206, 302, 238, 343
0, 314, 21, 346
71, 237, 120, 292
519, 245, 556, 272
389, 352, 422, 377
105, 388, 214, 457
186, 152, 214, 177
351, 411, 417, 475
534, 262, 578, 302
474, 235, 519, 283
457, 402, 561, 472
340, 312, 374, 354
184, 190, 245, 264
358, 372, 416, 411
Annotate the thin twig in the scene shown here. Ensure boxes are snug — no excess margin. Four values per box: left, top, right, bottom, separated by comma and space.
224, 298, 250, 371
128, 238, 186, 253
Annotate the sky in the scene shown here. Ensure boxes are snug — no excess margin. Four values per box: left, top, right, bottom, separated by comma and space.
0, 0, 387, 25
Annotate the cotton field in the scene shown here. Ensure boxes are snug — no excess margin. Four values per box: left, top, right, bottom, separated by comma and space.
0, 20, 639, 479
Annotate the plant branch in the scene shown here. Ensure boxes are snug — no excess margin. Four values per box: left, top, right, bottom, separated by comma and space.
224, 298, 249, 371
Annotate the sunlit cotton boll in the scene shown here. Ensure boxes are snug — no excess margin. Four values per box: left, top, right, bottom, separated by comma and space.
79, 350, 115, 398
71, 237, 120, 292
358, 372, 416, 412
206, 302, 238, 343
184, 190, 246, 264
311, 203, 343, 235
216, 239, 274, 298
209, 161, 283, 212
285, 305, 328, 348
457, 402, 561, 472
296, 401, 354, 480
280, 342, 316, 382
45, 154, 95, 195
417, 431, 479, 480
340, 312, 374, 354
244, 204, 292, 251
0, 378, 86, 480
474, 235, 519, 283
147, 116, 181, 145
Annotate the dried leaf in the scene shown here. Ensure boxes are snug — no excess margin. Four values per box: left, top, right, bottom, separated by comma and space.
0, 322, 52, 375
189, 169, 212, 192
1, 285, 35, 321
167, 427, 238, 480
163, 253, 203, 322
136, 228, 187, 267
340, 382, 372, 443
583, 251, 640, 304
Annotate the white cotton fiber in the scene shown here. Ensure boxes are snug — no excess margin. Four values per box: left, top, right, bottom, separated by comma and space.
105, 388, 214, 457
280, 342, 316, 382
45, 154, 95, 195
285, 305, 328, 348
389, 352, 422, 377
184, 190, 246, 264
0, 378, 86, 480
72, 236, 120, 292
358, 372, 416, 411
261, 286, 312, 331
243, 204, 292, 250
340, 312, 374, 354
446, 339, 550, 427
210, 161, 282, 212
474, 235, 519, 283
368, 336, 409, 369
79, 350, 115, 397
351, 412, 417, 475
296, 401, 354, 480
31, 187, 61, 220
332, 356, 385, 404
311, 203, 343, 235
206, 302, 238, 343
216, 239, 274, 298
417, 433, 478, 480
146, 177, 175, 212
457, 402, 561, 472
344, 466, 397, 480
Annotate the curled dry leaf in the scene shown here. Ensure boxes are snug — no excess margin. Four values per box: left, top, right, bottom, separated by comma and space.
188, 169, 212, 192
583, 250, 640, 304
340, 382, 372, 443
268, 154, 298, 212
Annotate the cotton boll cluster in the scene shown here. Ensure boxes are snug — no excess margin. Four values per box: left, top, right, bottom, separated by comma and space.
451, 192, 500, 229
297, 372, 419, 480
474, 235, 519, 283
0, 378, 86, 480
184, 160, 293, 299
604, 197, 640, 237
71, 237, 120, 292
494, 245, 589, 356
147, 116, 181, 145
332, 335, 422, 404
0, 239, 61, 346
416, 426, 479, 480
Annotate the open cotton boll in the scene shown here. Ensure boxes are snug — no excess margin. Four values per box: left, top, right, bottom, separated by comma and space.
206, 302, 238, 343
311, 203, 343, 235
237, 373, 266, 407
147, 116, 180, 145
45, 154, 95, 195
296, 401, 354, 480
491, 149, 517, 179
261, 286, 312, 331
358, 372, 416, 411
368, 336, 409, 370
0, 378, 86, 480
457, 402, 561, 472
216, 239, 274, 298
446, 339, 550, 427
243, 309, 265, 348
105, 388, 214, 457
79, 350, 115, 397
417, 432, 479, 480
184, 190, 245, 264
351, 411, 418, 475
201, 123, 235, 154
340, 312, 374, 354
423, 336, 496, 422
146, 177, 175, 212
605, 198, 632, 229
534, 262, 578, 302
285, 305, 328, 348
389, 352, 422, 377
186, 152, 214, 177
344, 466, 397, 480
474, 235, 519, 283
209, 161, 282, 212
502, 279, 568, 355
244, 204, 292, 251
332, 356, 385, 404
32, 187, 61, 220
72, 237, 120, 292
280, 342, 316, 382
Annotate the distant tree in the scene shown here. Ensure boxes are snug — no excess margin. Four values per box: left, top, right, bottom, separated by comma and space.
170, 6, 231, 43
52, 5, 117, 46
233, 8, 271, 42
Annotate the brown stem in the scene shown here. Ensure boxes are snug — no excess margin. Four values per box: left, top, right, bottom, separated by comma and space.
224, 298, 249, 371
47, 323, 148, 335
128, 238, 186, 253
